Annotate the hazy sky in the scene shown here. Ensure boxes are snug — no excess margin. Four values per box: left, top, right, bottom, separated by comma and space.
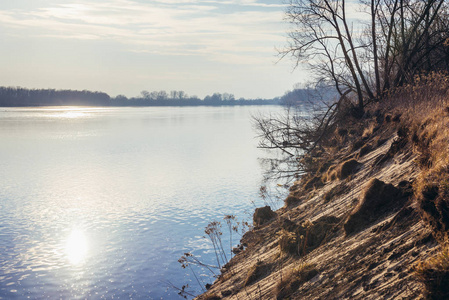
0, 0, 306, 99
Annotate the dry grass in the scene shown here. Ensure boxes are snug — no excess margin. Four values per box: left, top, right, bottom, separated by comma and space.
278, 215, 340, 257
415, 167, 449, 241
301, 174, 324, 191
381, 72, 449, 121
415, 245, 449, 299
375, 72, 449, 298
197, 293, 221, 300
278, 229, 298, 256
274, 263, 318, 299
401, 74, 449, 241
244, 260, 271, 287
298, 216, 340, 254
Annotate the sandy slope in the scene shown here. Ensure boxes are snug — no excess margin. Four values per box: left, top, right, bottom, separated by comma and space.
198, 125, 439, 299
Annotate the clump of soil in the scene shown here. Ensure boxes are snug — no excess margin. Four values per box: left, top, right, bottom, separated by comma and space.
325, 159, 361, 181
278, 215, 340, 256
279, 229, 298, 255
253, 206, 277, 227
357, 144, 373, 158
324, 182, 349, 202
344, 178, 403, 235
285, 194, 302, 207
297, 215, 340, 254
244, 261, 271, 286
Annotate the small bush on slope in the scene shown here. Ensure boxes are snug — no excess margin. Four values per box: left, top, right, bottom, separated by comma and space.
415, 246, 449, 300
275, 263, 318, 300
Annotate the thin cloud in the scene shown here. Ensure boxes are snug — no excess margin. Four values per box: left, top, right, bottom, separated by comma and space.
0, 0, 286, 63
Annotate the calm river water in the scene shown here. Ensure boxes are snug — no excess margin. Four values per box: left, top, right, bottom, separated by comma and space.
0, 106, 284, 299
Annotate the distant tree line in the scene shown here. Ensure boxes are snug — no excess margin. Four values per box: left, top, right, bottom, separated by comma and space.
0, 87, 283, 107
112, 90, 279, 106
0, 87, 111, 107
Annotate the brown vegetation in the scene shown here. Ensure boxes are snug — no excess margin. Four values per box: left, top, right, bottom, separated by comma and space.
199, 74, 449, 299
274, 264, 318, 300
278, 229, 298, 256
278, 215, 340, 257
415, 246, 449, 299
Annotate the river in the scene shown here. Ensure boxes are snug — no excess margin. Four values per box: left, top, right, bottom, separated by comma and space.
0, 106, 285, 299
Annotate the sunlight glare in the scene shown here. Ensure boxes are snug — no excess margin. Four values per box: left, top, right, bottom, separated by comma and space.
54, 111, 87, 119
65, 229, 88, 265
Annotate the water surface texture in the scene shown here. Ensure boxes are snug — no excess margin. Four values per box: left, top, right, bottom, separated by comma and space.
0, 106, 281, 299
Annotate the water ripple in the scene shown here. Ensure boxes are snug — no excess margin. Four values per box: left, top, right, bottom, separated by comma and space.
0, 106, 286, 299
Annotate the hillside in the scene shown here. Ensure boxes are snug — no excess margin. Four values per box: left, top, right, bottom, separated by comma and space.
197, 75, 449, 299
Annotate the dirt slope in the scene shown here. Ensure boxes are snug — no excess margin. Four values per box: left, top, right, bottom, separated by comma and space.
197, 116, 441, 299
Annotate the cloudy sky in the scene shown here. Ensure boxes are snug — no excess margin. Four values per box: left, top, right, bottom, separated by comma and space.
0, 0, 306, 99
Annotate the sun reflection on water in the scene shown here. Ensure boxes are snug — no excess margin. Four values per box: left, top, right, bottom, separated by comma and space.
65, 229, 88, 265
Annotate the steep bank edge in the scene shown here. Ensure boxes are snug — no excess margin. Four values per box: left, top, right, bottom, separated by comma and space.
197, 117, 439, 299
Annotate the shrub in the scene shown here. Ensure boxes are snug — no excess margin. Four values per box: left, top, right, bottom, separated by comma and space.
275, 264, 318, 299
278, 229, 298, 255
415, 246, 449, 299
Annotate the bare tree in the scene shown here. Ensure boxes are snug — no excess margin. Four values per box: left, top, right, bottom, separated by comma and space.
255, 0, 448, 181
281, 0, 448, 113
